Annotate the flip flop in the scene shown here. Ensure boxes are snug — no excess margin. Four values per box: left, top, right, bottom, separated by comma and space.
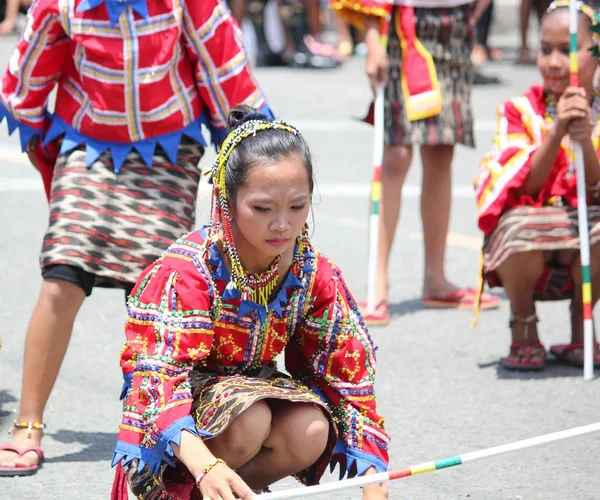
358, 300, 390, 326
550, 342, 600, 368
421, 287, 500, 310
502, 342, 547, 371
0, 444, 44, 476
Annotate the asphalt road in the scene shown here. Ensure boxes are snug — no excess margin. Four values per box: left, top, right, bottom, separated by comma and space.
1, 19, 599, 500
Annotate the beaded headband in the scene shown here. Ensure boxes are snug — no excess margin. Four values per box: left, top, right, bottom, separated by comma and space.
208, 117, 303, 299
546, 0, 600, 56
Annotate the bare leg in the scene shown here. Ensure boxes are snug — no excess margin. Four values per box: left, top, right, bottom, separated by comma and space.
236, 402, 329, 490
0, 279, 86, 468
517, 0, 533, 63
495, 251, 546, 363
0, 0, 23, 35
204, 400, 272, 470
375, 144, 413, 302
229, 0, 247, 25
420, 144, 455, 297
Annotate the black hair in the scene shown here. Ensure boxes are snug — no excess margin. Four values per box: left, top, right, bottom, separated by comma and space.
223, 104, 314, 200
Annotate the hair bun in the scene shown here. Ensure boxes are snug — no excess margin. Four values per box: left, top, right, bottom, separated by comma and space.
228, 104, 271, 130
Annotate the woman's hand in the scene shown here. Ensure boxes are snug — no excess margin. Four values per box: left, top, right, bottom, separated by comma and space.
172, 431, 254, 500
364, 17, 389, 94
361, 467, 388, 500
555, 87, 591, 140
26, 142, 39, 172
197, 460, 254, 500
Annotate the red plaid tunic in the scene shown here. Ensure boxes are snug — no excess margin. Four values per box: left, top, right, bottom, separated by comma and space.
0, 0, 271, 164
474, 86, 599, 234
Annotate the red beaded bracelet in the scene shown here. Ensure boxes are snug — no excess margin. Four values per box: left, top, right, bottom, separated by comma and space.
195, 458, 225, 488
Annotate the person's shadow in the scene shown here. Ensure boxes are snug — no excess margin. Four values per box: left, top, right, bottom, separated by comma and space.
388, 298, 425, 318
0, 390, 18, 425
45, 430, 118, 463
478, 357, 599, 380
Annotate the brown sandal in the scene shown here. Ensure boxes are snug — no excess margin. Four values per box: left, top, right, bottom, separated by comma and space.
502, 313, 546, 371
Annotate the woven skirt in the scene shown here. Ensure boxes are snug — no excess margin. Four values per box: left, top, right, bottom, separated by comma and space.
40, 140, 204, 289
125, 366, 338, 500
385, 5, 475, 147
484, 206, 600, 300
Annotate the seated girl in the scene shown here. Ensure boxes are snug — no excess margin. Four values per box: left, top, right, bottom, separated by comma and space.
110, 106, 390, 499
474, 0, 600, 371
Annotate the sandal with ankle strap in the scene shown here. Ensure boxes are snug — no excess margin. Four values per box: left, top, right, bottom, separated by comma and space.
502, 313, 546, 371
0, 419, 46, 476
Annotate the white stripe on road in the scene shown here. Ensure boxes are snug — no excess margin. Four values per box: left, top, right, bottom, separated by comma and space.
0, 177, 477, 199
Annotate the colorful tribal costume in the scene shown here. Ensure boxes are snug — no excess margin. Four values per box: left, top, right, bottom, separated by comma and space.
474, 82, 600, 305
111, 118, 390, 499
0, 0, 272, 291
331, 0, 476, 147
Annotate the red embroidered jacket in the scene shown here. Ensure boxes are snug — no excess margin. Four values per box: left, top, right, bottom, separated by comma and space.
474, 86, 600, 234
113, 229, 390, 483
0, 0, 272, 170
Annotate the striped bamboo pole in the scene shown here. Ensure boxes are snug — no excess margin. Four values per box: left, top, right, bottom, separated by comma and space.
254, 422, 600, 499
569, 0, 595, 380
366, 17, 390, 314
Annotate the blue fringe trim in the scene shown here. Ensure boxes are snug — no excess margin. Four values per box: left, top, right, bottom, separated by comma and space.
1, 102, 274, 172
42, 114, 210, 172
329, 440, 388, 480
119, 372, 134, 401
111, 416, 212, 475
0, 102, 44, 151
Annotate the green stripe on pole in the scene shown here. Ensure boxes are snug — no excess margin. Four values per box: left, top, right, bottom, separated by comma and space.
434, 456, 462, 470
570, 32, 578, 53
583, 265, 591, 284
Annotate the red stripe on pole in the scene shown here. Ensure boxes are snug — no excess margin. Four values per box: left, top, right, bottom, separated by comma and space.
373, 165, 382, 182
583, 302, 593, 321
389, 468, 413, 480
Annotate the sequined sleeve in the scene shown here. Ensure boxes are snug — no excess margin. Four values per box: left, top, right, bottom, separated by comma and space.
474, 87, 570, 234
328, 0, 391, 30
286, 255, 390, 479
112, 258, 215, 475
0, 0, 67, 151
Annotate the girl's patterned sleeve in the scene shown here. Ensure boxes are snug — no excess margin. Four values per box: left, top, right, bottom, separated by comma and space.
286, 256, 390, 479
329, 0, 391, 30
0, 0, 68, 150
474, 92, 568, 234
182, 0, 273, 145
112, 259, 215, 475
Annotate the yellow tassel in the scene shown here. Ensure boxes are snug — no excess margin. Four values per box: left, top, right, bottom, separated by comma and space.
470, 249, 485, 330
252, 279, 277, 307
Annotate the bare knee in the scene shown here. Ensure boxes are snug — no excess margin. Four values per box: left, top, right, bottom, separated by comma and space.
497, 251, 545, 283
270, 404, 330, 468
214, 400, 272, 460
40, 278, 86, 309
383, 145, 412, 177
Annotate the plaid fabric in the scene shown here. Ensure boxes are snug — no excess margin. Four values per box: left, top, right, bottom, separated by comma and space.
0, 0, 270, 152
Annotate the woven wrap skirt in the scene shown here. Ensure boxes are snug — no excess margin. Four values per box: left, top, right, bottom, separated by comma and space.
40, 139, 204, 290
484, 206, 600, 300
124, 365, 338, 499
385, 4, 476, 147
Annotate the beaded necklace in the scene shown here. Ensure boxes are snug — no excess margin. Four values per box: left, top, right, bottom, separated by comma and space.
240, 254, 281, 306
